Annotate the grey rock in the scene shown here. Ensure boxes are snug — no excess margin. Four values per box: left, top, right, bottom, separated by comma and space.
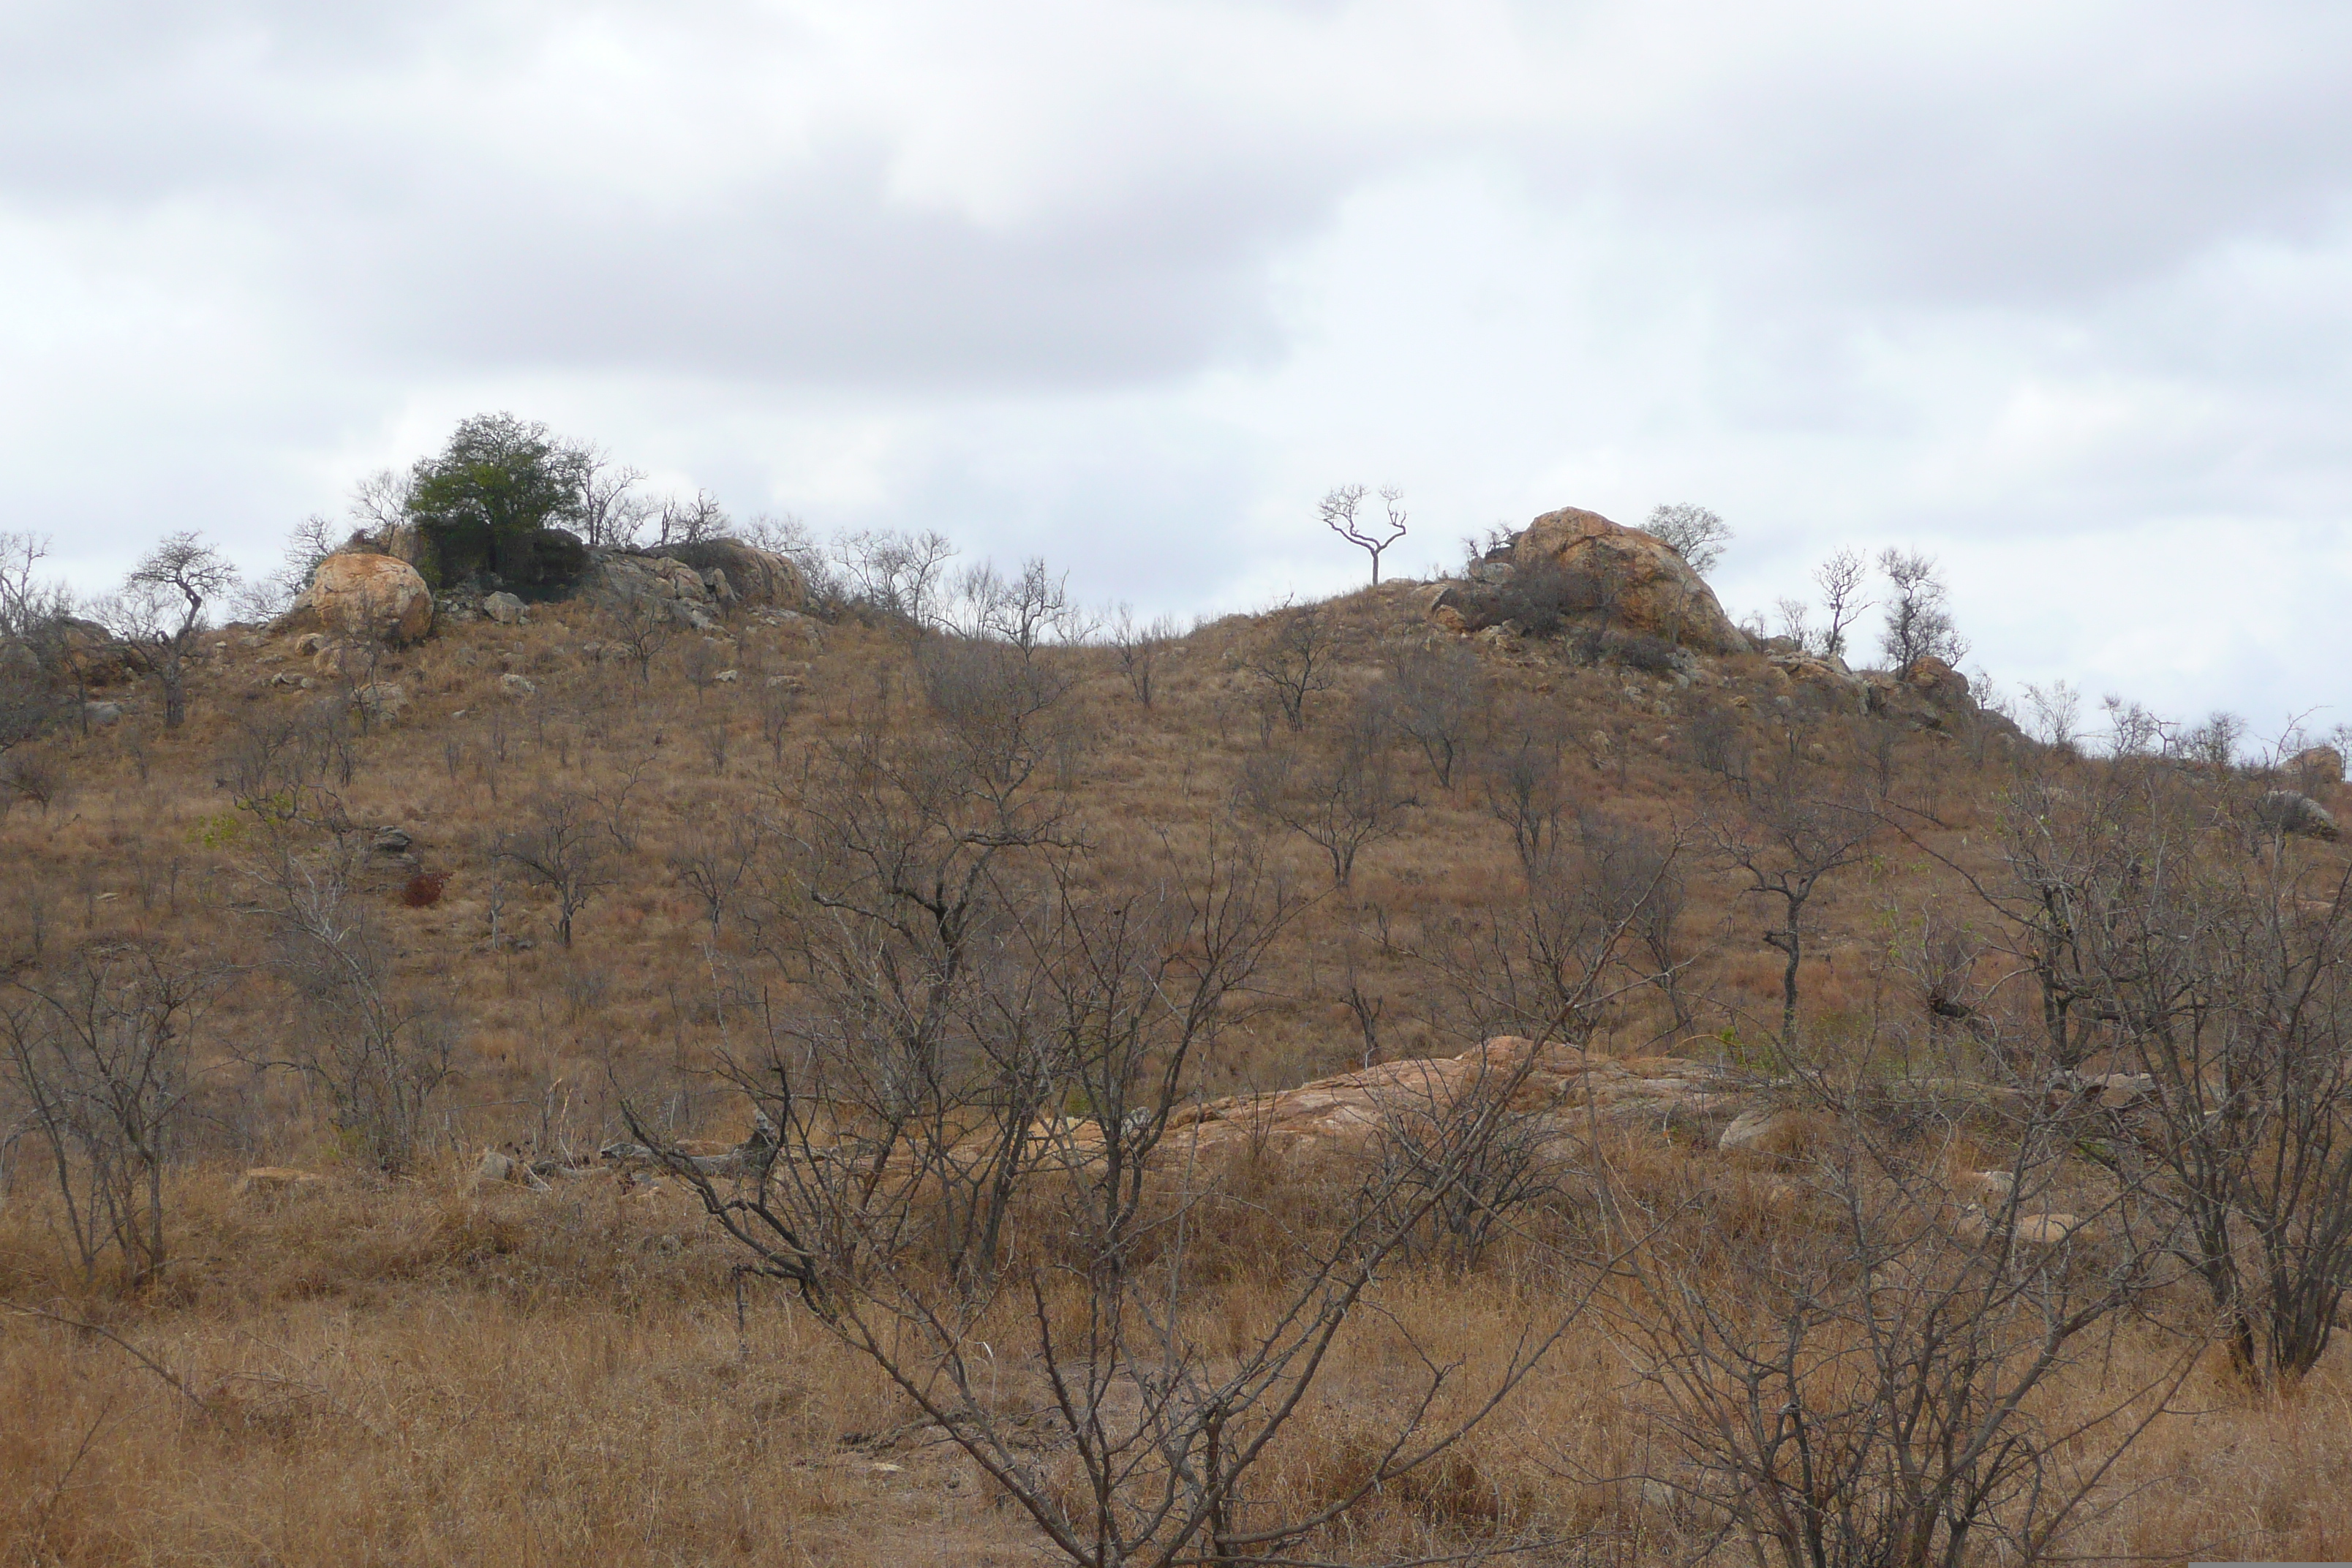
2260, 790, 2341, 841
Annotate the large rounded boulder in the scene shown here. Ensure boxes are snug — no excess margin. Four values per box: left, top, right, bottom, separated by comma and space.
283, 553, 434, 645
1507, 508, 1748, 654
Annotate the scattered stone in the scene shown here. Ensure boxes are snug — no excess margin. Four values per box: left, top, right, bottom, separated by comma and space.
500, 673, 537, 698
83, 701, 122, 726
476, 1149, 552, 1192
714, 668, 739, 683
483, 591, 529, 625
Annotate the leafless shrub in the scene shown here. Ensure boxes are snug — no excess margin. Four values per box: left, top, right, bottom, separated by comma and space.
1480, 723, 1571, 881
1239, 702, 1412, 887
1109, 606, 1180, 708
1240, 603, 1340, 732
1376, 638, 1488, 789
657, 826, 1613, 1568
97, 532, 238, 731
1, 943, 209, 1288
600, 587, 678, 684
1611, 1098, 2180, 1568
497, 791, 617, 948
1362, 1054, 1564, 1273
1708, 773, 1876, 1052
242, 837, 455, 1172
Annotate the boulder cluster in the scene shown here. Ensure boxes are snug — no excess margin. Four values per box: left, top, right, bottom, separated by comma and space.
271, 531, 807, 646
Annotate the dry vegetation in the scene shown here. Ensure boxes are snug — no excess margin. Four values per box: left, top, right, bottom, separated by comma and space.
4, 559, 2352, 1566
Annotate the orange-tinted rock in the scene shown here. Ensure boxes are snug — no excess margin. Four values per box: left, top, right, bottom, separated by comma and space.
283, 553, 434, 645
1506, 508, 1747, 654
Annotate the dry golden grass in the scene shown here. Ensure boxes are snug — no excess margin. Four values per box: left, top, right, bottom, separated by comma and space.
4, 583, 2351, 1564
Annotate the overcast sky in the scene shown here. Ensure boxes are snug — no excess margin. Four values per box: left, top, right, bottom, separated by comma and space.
6, 0, 2350, 735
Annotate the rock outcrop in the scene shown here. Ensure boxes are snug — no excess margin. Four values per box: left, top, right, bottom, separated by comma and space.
2259, 789, 2341, 841
586, 554, 721, 627
1163, 1037, 1743, 1167
655, 539, 807, 611
281, 554, 434, 645
1426, 508, 1749, 655
2292, 745, 2346, 788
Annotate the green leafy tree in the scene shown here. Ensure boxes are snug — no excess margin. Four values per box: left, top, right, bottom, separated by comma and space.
402, 414, 591, 588
406, 413, 586, 537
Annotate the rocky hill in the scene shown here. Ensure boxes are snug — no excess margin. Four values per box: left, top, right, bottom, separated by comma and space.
2, 502, 2350, 1567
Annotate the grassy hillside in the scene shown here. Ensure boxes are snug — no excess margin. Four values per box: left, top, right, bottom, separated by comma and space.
3, 562, 2349, 1566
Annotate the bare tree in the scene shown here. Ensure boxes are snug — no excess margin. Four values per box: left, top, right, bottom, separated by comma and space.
101, 532, 238, 729
650, 489, 728, 551
1613, 1085, 2180, 1568
1, 944, 208, 1289
949, 557, 1090, 652
1642, 502, 1733, 577
1581, 813, 1697, 1036
1480, 723, 1572, 881
242, 835, 454, 1171
600, 586, 679, 684
1239, 704, 1413, 887
1814, 548, 1871, 660
658, 828, 1618, 1568
1878, 549, 1967, 672
347, 468, 413, 537
497, 791, 616, 947
1239, 604, 1340, 732
1109, 606, 1180, 708
1376, 638, 1488, 789
232, 514, 339, 625
573, 447, 653, 549
2021, 679, 2083, 754
0, 532, 73, 755
1710, 775, 1876, 1052
1322, 482, 1409, 585
672, 818, 767, 946
1774, 595, 1814, 650
831, 527, 957, 627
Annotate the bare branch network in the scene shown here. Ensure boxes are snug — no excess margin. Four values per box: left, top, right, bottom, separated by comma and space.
1322, 483, 1408, 585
